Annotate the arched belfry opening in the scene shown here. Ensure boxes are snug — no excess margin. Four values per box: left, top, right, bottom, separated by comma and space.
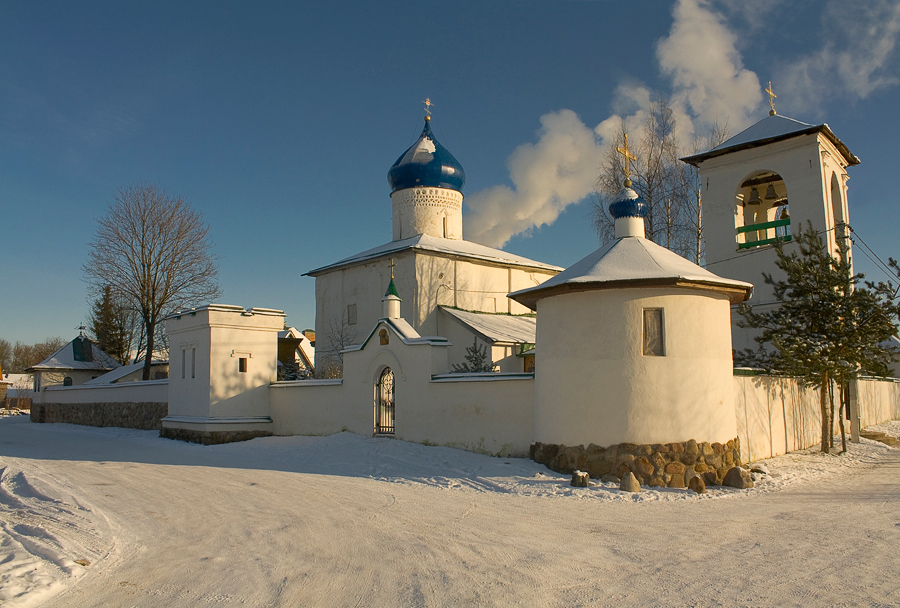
830, 172, 849, 254
375, 367, 395, 435
734, 171, 791, 249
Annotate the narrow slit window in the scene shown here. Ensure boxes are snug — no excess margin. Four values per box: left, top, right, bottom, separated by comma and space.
643, 308, 665, 356
191, 348, 196, 378
347, 303, 357, 325
239, 357, 248, 373
181, 349, 186, 379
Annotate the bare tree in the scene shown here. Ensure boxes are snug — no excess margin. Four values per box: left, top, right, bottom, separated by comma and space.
84, 184, 221, 380
591, 97, 729, 264
315, 313, 358, 379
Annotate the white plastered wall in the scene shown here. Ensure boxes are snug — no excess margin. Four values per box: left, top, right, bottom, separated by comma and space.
271, 320, 534, 456
533, 288, 738, 447
313, 251, 555, 369
165, 305, 284, 431
698, 133, 851, 352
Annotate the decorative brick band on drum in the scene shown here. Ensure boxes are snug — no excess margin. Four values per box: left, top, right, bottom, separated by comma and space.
530, 437, 742, 488
30, 402, 168, 431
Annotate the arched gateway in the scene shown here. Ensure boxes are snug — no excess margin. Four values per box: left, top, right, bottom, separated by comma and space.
375, 367, 395, 435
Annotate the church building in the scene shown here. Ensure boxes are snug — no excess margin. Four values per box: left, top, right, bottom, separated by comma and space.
304, 114, 561, 374
148, 100, 890, 485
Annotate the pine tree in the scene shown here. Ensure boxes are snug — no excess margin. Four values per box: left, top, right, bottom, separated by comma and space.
737, 222, 900, 452
89, 285, 132, 365
452, 338, 494, 373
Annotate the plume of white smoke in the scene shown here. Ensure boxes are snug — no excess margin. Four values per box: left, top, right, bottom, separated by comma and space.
778, 0, 900, 114
465, 0, 763, 248
463, 109, 603, 248
657, 0, 762, 137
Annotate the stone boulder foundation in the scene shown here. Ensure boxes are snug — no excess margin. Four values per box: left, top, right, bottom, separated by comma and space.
531, 438, 742, 487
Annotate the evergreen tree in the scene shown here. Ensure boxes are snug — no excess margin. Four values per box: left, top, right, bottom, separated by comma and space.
737, 222, 900, 452
89, 285, 132, 365
452, 338, 494, 373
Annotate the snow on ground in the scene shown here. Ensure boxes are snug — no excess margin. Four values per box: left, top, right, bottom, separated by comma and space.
1, 417, 899, 607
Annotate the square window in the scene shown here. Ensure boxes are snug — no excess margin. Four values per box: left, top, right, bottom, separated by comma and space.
239, 357, 248, 373
643, 308, 665, 356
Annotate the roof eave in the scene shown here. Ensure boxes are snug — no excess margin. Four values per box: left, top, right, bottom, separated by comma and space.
510, 277, 754, 310
681, 124, 859, 168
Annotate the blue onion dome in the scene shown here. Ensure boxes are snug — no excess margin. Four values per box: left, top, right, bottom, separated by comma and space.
609, 182, 648, 219
388, 117, 466, 193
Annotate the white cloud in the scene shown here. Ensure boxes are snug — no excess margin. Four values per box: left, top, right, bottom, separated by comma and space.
463, 109, 604, 248
657, 0, 762, 136
465, 0, 763, 248
778, 0, 900, 114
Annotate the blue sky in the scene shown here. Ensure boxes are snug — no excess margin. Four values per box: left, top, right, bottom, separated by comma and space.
3, 0, 900, 345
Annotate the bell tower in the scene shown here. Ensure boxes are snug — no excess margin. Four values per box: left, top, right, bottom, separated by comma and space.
682, 97, 859, 351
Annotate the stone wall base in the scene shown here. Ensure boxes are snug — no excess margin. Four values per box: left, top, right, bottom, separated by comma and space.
159, 426, 272, 446
531, 437, 743, 488
30, 402, 168, 431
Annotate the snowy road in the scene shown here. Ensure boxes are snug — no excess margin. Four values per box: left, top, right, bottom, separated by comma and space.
1, 416, 899, 607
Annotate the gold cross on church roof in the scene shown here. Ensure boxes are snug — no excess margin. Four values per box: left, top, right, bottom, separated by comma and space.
766, 81, 777, 116
617, 133, 637, 186
422, 97, 434, 117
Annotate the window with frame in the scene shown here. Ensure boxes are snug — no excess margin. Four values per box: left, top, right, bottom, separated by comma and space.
239, 357, 248, 373
347, 303, 357, 325
643, 308, 665, 356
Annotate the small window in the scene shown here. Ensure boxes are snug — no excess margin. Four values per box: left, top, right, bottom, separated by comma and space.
191, 348, 196, 379
643, 308, 665, 356
63, 377, 73, 386
181, 349, 186, 379
239, 357, 248, 373
347, 303, 357, 325
379, 329, 389, 345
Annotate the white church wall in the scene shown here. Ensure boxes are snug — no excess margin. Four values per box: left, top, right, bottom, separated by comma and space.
270, 318, 534, 457
534, 288, 737, 448
733, 374, 823, 462
734, 375, 900, 462
855, 377, 900, 429
41, 380, 168, 404
166, 305, 284, 432
313, 253, 415, 369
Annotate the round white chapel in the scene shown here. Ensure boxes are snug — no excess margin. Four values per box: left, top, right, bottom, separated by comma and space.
510, 182, 754, 449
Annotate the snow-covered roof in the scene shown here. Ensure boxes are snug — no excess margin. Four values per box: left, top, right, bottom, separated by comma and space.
439, 307, 536, 345
279, 327, 315, 366
26, 336, 121, 373
347, 317, 450, 352
304, 234, 562, 276
681, 114, 859, 167
82, 361, 166, 385
509, 236, 753, 310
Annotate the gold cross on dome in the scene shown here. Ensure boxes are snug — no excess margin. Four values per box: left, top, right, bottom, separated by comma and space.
617, 133, 637, 183
389, 258, 395, 279
422, 98, 434, 117
766, 81, 777, 115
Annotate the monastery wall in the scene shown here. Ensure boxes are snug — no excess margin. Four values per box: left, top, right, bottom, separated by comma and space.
30, 380, 169, 430
271, 374, 534, 457
734, 374, 900, 462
